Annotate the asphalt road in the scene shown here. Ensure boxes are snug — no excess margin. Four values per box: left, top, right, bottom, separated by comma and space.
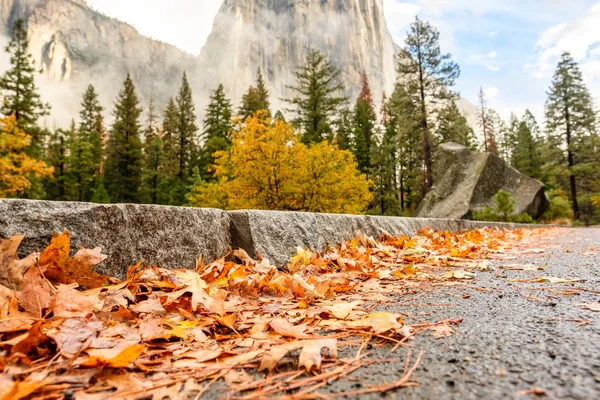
329, 228, 600, 400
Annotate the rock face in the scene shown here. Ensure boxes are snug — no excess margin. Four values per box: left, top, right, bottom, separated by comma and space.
198, 0, 397, 111
1, 0, 478, 128
0, 199, 231, 279
1, 0, 199, 123
416, 143, 550, 220
229, 210, 531, 267
1, 199, 536, 276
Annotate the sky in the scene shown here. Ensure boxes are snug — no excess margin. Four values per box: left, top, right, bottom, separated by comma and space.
86, 0, 600, 123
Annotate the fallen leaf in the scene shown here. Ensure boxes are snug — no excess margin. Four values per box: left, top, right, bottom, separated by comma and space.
269, 318, 311, 338
534, 277, 582, 284
259, 339, 337, 372
0, 235, 38, 290
504, 264, 545, 271
430, 324, 455, 338
322, 300, 362, 320
442, 270, 476, 280
63, 247, 109, 289
54, 284, 103, 318
82, 343, 144, 368
15, 267, 53, 317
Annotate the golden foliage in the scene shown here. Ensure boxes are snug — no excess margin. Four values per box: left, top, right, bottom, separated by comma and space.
190, 112, 373, 214
0, 116, 53, 197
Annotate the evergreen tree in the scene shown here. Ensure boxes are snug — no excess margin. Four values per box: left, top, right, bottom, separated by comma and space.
69, 85, 104, 201
141, 97, 163, 204
45, 128, 71, 200
274, 110, 286, 123
104, 73, 144, 203
397, 16, 460, 191
437, 102, 476, 149
0, 19, 49, 150
353, 71, 377, 174
175, 72, 198, 180
387, 83, 422, 214
239, 68, 271, 121
285, 50, 348, 144
159, 97, 179, 204
201, 84, 233, 180
545, 52, 597, 219
502, 113, 519, 164
477, 87, 496, 153
333, 109, 354, 151
512, 110, 542, 179
171, 72, 198, 205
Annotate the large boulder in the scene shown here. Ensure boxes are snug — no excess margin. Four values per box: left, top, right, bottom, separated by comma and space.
0, 200, 231, 279
416, 143, 550, 220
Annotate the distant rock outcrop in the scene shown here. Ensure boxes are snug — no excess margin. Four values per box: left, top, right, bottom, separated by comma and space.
416, 143, 550, 220
198, 0, 398, 112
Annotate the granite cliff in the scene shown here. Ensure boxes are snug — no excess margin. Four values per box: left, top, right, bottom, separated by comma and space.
1, 0, 476, 125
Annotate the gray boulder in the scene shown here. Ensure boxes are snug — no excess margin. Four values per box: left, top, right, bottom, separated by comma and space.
0, 200, 231, 279
416, 143, 549, 220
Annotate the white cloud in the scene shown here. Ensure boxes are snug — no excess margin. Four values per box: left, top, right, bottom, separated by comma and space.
382, 0, 420, 44
468, 51, 500, 71
528, 2, 600, 79
484, 86, 500, 99
86, 0, 223, 55
489, 30, 499, 37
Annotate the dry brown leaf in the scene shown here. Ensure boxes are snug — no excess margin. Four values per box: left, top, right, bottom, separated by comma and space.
442, 270, 476, 280
63, 247, 109, 289
259, 338, 337, 372
15, 267, 53, 317
431, 324, 455, 339
322, 300, 363, 320
0, 235, 37, 290
54, 284, 103, 318
82, 343, 145, 368
46, 318, 103, 356
269, 318, 311, 338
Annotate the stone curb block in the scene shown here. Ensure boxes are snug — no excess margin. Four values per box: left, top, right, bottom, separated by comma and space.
1, 199, 537, 278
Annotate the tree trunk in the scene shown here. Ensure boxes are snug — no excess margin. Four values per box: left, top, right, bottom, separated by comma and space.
565, 104, 580, 219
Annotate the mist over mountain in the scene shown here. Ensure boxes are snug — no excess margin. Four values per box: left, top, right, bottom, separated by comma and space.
0, 0, 476, 126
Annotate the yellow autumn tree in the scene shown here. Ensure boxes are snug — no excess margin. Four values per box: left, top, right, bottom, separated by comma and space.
0, 115, 53, 197
190, 112, 372, 214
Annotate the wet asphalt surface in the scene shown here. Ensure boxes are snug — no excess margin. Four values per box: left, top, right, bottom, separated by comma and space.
327, 228, 600, 400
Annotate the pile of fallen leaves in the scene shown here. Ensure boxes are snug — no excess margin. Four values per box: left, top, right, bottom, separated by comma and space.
0, 227, 550, 399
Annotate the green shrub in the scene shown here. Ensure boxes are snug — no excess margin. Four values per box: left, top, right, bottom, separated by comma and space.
510, 213, 534, 224
493, 190, 515, 222
472, 207, 498, 222
541, 189, 573, 222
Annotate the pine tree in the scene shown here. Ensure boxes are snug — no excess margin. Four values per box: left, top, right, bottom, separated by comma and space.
437, 102, 476, 149
44, 128, 70, 200
545, 52, 597, 219
69, 85, 104, 201
0, 19, 50, 150
104, 73, 144, 203
353, 71, 377, 174
141, 97, 163, 204
201, 84, 233, 180
333, 109, 354, 151
503, 113, 520, 164
477, 88, 496, 153
512, 110, 542, 179
285, 50, 348, 144
386, 83, 422, 214
239, 68, 271, 121
397, 16, 460, 191
171, 72, 198, 205
159, 97, 179, 203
